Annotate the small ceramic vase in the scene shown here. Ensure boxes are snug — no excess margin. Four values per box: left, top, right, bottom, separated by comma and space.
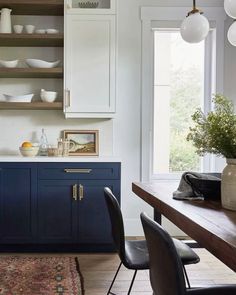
221, 158, 236, 211
0, 8, 12, 33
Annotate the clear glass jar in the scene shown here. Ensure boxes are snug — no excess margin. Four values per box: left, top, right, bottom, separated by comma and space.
39, 128, 48, 156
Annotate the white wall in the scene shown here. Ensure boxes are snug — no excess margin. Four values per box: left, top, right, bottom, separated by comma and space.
0, 0, 235, 236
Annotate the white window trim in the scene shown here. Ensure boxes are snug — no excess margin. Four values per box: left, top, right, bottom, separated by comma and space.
140, 7, 227, 181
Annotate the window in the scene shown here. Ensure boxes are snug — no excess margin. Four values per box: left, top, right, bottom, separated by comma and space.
141, 7, 226, 181
153, 30, 205, 177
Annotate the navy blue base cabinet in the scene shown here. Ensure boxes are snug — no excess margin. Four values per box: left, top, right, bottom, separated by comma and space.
0, 162, 120, 252
0, 163, 37, 244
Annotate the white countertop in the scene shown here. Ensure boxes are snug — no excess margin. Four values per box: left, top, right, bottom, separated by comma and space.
0, 156, 121, 162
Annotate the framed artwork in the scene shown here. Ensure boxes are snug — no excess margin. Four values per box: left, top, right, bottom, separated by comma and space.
63, 130, 99, 156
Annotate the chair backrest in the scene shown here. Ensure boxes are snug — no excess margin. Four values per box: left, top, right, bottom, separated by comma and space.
141, 212, 186, 295
104, 187, 126, 261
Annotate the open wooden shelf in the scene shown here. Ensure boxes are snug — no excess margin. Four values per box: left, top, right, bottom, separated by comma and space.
0, 68, 63, 78
0, 33, 64, 47
0, 0, 64, 15
0, 101, 63, 110
0, 1, 64, 112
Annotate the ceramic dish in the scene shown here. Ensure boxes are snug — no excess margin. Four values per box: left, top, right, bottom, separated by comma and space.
25, 25, 35, 34
35, 29, 46, 34
13, 25, 23, 34
19, 146, 39, 157
0, 59, 19, 68
46, 29, 59, 34
40, 89, 58, 103
3, 93, 34, 103
25, 59, 60, 68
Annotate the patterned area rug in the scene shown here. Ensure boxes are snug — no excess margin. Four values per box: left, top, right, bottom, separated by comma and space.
0, 256, 84, 295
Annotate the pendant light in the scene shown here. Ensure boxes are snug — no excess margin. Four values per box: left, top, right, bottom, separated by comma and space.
224, 0, 236, 46
180, 0, 210, 43
228, 21, 236, 46
224, 0, 236, 18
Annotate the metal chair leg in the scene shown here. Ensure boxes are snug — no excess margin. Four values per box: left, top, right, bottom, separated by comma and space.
107, 262, 138, 295
183, 265, 191, 289
127, 270, 137, 295
107, 261, 122, 295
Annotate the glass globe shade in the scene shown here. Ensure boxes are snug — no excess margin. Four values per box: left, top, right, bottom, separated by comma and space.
180, 12, 210, 43
228, 21, 236, 46
224, 0, 236, 19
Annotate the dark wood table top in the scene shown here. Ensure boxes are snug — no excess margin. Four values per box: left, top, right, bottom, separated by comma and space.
132, 181, 236, 272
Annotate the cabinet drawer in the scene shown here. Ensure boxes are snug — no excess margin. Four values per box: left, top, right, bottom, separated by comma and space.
38, 162, 120, 180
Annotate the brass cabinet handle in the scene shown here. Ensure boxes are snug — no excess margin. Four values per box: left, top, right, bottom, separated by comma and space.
64, 89, 68, 107
68, 89, 71, 107
65, 89, 70, 108
64, 169, 92, 174
79, 184, 84, 201
72, 184, 78, 201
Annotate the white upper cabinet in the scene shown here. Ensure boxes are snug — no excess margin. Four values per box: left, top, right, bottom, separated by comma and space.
64, 1, 116, 118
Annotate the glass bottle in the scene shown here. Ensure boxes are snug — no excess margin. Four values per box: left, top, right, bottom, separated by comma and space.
39, 128, 48, 156
57, 138, 63, 157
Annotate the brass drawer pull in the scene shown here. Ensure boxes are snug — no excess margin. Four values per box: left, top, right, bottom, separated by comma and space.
64, 169, 92, 174
72, 184, 78, 201
79, 184, 84, 201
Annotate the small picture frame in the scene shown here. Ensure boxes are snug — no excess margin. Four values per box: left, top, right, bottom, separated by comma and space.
63, 130, 99, 156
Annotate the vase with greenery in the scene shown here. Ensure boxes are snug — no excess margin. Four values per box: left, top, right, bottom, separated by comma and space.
187, 94, 236, 211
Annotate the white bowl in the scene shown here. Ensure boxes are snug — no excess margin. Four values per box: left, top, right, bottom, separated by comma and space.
25, 25, 35, 34
40, 89, 58, 103
35, 29, 46, 34
0, 59, 19, 68
25, 59, 60, 68
46, 29, 59, 34
3, 93, 34, 103
13, 25, 23, 34
19, 146, 39, 157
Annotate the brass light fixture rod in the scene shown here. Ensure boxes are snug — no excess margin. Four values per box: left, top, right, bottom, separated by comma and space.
187, 0, 203, 16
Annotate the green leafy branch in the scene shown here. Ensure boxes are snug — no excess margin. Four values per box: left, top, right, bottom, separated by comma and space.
187, 94, 236, 158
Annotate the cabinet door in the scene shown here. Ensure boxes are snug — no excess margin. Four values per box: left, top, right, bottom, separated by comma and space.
64, 14, 116, 118
0, 164, 36, 243
77, 180, 120, 245
37, 180, 77, 243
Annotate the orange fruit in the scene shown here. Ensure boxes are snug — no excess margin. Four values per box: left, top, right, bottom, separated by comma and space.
21, 141, 33, 148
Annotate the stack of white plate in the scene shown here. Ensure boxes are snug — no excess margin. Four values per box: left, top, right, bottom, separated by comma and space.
3, 93, 34, 103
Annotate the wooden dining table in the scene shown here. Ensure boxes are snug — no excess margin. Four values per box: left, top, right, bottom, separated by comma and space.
132, 181, 236, 272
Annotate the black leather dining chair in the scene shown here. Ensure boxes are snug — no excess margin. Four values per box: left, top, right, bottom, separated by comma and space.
104, 187, 200, 295
141, 212, 236, 295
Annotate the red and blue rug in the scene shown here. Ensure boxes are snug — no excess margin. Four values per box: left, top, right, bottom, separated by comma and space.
0, 256, 84, 295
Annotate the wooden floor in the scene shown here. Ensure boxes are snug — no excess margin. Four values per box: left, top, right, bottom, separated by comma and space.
1, 248, 236, 294
78, 249, 236, 295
